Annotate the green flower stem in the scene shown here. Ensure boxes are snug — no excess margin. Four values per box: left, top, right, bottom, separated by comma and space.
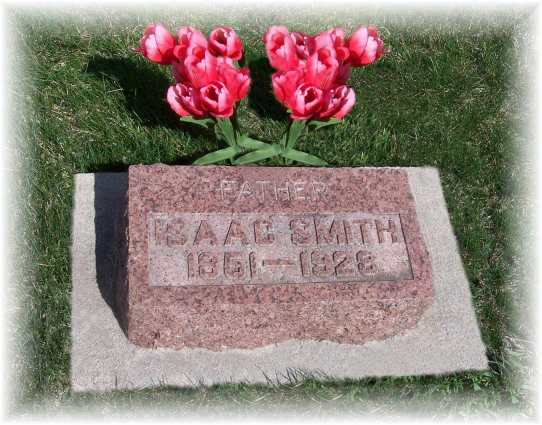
231, 109, 240, 142
284, 119, 308, 165
192, 114, 328, 167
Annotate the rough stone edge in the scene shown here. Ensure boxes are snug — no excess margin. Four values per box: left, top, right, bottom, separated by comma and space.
406, 167, 488, 369
70, 168, 487, 392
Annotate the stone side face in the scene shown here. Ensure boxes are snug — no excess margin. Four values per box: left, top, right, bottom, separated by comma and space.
113, 188, 129, 335
126, 165, 433, 350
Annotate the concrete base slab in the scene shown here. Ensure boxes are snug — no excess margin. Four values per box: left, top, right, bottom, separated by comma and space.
70, 167, 487, 392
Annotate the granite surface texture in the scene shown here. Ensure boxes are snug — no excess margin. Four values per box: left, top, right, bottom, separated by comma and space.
125, 166, 433, 350
70, 167, 487, 391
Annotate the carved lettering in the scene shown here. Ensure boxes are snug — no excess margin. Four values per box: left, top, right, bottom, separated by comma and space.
315, 218, 348, 245
352, 219, 374, 245
224, 220, 250, 246
311, 250, 334, 277
290, 219, 314, 245
224, 252, 245, 279
334, 251, 356, 277
166, 217, 187, 246
276, 182, 291, 201
312, 181, 326, 200
237, 181, 254, 200
375, 219, 399, 243
256, 181, 275, 201
198, 252, 218, 279
293, 181, 306, 200
254, 220, 275, 245
215, 179, 328, 203
219, 180, 238, 200
153, 217, 168, 245
357, 250, 377, 275
148, 212, 413, 287
193, 220, 218, 245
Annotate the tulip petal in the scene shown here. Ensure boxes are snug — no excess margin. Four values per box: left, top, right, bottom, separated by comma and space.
167, 85, 190, 116
154, 24, 175, 54
360, 37, 379, 65
334, 87, 355, 119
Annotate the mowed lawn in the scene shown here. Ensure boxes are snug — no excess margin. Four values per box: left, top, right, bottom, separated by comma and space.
8, 5, 534, 418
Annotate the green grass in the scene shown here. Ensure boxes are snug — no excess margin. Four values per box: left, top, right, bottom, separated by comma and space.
8, 5, 535, 419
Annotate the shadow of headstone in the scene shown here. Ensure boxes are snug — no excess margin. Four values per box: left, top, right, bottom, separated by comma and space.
94, 172, 129, 336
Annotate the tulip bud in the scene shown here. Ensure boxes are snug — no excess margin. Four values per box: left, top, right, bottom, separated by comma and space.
290, 84, 324, 120
347, 26, 386, 67
313, 28, 348, 60
305, 47, 339, 90
137, 24, 176, 64
319, 85, 355, 119
290, 32, 314, 60
199, 81, 235, 118
271, 70, 302, 106
208, 26, 243, 60
264, 26, 300, 71
183, 48, 218, 88
174, 26, 208, 61
218, 63, 251, 102
167, 83, 206, 117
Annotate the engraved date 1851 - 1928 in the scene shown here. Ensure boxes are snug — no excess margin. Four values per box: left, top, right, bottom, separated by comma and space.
185, 249, 377, 280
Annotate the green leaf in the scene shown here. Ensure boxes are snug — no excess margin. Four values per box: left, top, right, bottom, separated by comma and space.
216, 118, 236, 146
287, 119, 307, 150
281, 148, 328, 166
237, 135, 271, 150
308, 118, 342, 131
279, 133, 288, 149
233, 145, 282, 165
214, 125, 225, 142
193, 146, 239, 165
179, 116, 214, 129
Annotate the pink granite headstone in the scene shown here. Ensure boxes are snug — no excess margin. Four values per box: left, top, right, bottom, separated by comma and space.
118, 165, 433, 350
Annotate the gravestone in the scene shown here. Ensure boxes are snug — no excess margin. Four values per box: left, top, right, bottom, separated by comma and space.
121, 165, 433, 350
71, 166, 488, 391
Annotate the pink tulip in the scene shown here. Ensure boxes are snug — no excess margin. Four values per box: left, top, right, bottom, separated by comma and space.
208, 26, 243, 60
171, 60, 187, 83
290, 84, 324, 120
271, 70, 302, 105
173, 52, 235, 85
183, 47, 218, 88
329, 28, 350, 61
218, 63, 251, 101
314, 28, 349, 61
290, 31, 314, 60
264, 26, 299, 71
305, 47, 339, 90
137, 24, 176, 64
347, 26, 385, 66
216, 56, 235, 66
199, 81, 235, 118
319, 85, 355, 119
335, 63, 351, 86
167, 83, 206, 117
173, 26, 207, 61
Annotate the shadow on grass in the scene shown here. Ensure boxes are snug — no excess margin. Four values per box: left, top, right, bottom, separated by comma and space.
247, 57, 287, 121
85, 149, 213, 174
85, 55, 207, 139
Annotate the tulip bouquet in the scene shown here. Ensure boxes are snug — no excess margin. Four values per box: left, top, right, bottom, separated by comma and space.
137, 23, 386, 165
